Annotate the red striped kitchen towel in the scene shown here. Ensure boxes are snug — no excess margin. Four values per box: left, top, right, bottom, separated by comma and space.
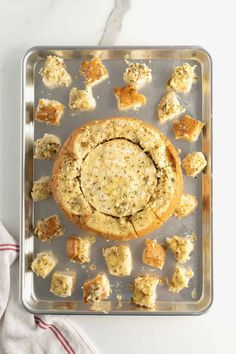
0, 222, 98, 354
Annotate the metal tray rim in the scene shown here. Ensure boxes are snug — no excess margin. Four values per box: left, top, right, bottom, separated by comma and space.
20, 45, 213, 315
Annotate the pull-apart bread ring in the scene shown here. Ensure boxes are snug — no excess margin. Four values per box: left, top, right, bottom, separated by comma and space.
51, 118, 183, 240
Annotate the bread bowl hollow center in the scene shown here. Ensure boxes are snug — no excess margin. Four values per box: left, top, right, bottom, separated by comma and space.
80, 139, 157, 217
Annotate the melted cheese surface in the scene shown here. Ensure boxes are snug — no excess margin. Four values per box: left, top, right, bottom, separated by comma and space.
81, 139, 157, 217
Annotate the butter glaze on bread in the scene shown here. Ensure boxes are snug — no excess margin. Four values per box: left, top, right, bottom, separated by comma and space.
35, 99, 64, 126
34, 215, 64, 241
173, 115, 205, 142
114, 86, 146, 111
80, 57, 109, 87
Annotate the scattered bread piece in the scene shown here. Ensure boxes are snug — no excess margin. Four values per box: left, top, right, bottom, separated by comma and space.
39, 55, 71, 88
142, 239, 166, 270
168, 266, 194, 293
103, 245, 132, 276
34, 215, 64, 241
80, 57, 109, 87
66, 236, 91, 264
133, 275, 159, 309
69, 87, 96, 112
83, 274, 111, 303
31, 251, 56, 278
173, 115, 205, 142
167, 63, 197, 93
123, 62, 152, 88
35, 99, 64, 126
157, 91, 185, 123
34, 134, 61, 160
114, 85, 146, 111
173, 193, 198, 218
166, 235, 196, 263
50, 271, 76, 297
31, 176, 51, 201
182, 152, 207, 177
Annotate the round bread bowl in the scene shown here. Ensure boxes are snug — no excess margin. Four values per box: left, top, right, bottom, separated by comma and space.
51, 117, 183, 241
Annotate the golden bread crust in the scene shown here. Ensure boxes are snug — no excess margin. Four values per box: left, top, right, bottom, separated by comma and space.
173, 115, 205, 142
114, 86, 147, 110
80, 57, 109, 86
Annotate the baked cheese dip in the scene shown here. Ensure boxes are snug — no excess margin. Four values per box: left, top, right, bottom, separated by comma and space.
51, 117, 183, 240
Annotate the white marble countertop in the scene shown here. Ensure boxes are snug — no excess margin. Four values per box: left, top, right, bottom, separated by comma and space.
0, 0, 235, 353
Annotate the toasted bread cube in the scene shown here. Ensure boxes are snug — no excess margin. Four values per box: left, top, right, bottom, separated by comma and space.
103, 245, 132, 276
35, 99, 64, 126
157, 91, 185, 123
173, 193, 198, 218
83, 274, 111, 303
166, 235, 196, 264
80, 57, 109, 87
133, 275, 159, 309
173, 115, 205, 142
69, 87, 96, 112
34, 215, 64, 241
66, 236, 91, 264
167, 63, 197, 94
142, 239, 166, 270
168, 266, 194, 293
31, 251, 56, 278
50, 271, 76, 297
123, 62, 152, 88
182, 152, 207, 177
39, 55, 71, 88
31, 176, 51, 201
34, 134, 61, 160
114, 85, 146, 111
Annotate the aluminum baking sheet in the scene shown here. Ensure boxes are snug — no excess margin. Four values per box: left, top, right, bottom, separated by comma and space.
21, 46, 212, 315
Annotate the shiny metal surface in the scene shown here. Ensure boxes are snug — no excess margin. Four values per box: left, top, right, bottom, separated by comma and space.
20, 46, 212, 315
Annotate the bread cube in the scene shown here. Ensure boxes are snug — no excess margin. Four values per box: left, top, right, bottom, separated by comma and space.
68, 87, 96, 112
31, 251, 56, 278
167, 63, 197, 93
39, 55, 71, 88
83, 274, 111, 303
173, 115, 205, 142
173, 193, 198, 218
66, 236, 91, 264
166, 235, 196, 264
80, 57, 109, 87
168, 266, 194, 293
103, 245, 132, 276
35, 99, 64, 126
182, 152, 207, 177
123, 62, 152, 88
34, 134, 61, 160
50, 271, 76, 297
133, 275, 159, 309
157, 91, 185, 123
34, 215, 64, 241
142, 239, 166, 270
31, 176, 51, 201
114, 85, 146, 111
